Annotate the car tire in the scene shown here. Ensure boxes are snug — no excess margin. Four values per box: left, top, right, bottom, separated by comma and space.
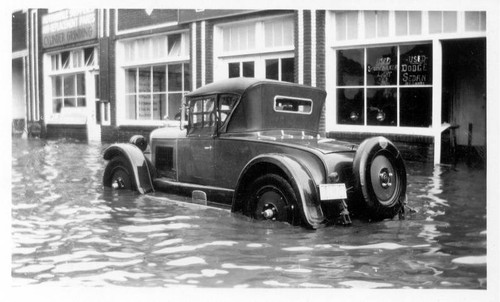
103, 156, 137, 191
247, 174, 300, 225
353, 137, 406, 220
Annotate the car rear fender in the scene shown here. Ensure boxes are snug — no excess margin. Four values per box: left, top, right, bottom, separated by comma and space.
233, 154, 325, 229
103, 144, 154, 194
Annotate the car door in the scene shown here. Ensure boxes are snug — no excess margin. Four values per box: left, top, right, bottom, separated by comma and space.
177, 96, 217, 186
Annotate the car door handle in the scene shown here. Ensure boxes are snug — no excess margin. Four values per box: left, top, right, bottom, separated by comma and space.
204, 146, 213, 150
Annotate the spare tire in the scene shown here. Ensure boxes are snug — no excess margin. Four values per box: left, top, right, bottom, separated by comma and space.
353, 137, 406, 220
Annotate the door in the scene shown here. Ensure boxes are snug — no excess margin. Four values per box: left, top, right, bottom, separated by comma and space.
177, 96, 217, 186
86, 71, 101, 141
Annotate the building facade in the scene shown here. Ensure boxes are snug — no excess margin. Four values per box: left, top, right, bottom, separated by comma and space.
12, 9, 489, 164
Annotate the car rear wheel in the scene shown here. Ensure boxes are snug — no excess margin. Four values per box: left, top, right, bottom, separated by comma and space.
353, 137, 406, 220
103, 156, 136, 191
248, 174, 299, 225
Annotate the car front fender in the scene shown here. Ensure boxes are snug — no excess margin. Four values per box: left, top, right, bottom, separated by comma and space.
103, 143, 154, 194
233, 153, 325, 229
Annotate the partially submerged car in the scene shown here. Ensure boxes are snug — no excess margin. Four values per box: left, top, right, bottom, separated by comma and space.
103, 78, 407, 229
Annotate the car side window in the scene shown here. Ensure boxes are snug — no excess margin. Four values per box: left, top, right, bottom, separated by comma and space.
188, 96, 217, 136
218, 94, 239, 128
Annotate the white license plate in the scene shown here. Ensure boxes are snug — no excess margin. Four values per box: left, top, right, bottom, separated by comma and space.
319, 183, 347, 200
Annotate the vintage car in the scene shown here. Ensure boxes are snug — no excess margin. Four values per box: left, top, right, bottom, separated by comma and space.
103, 78, 407, 229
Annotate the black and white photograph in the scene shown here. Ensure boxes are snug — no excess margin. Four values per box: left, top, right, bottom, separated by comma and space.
4, 0, 499, 301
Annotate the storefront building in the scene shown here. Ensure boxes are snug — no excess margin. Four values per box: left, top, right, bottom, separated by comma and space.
14, 8, 490, 164
12, 9, 43, 138
324, 10, 487, 164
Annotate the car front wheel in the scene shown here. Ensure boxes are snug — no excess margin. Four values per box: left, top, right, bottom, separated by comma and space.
103, 156, 136, 191
248, 174, 300, 225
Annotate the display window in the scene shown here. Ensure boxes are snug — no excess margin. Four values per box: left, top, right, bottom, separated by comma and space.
118, 32, 191, 123
336, 43, 432, 127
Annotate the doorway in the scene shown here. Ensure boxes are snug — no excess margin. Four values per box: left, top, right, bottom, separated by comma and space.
441, 38, 486, 163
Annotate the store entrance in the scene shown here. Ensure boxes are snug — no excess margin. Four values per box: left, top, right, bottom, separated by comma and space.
441, 38, 486, 164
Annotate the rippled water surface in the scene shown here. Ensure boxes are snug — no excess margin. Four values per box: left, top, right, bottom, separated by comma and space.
11, 138, 487, 288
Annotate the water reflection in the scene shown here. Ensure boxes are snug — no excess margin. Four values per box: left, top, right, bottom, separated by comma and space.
11, 139, 486, 288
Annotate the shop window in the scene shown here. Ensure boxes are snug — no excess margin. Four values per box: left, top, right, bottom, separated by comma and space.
51, 73, 86, 113
125, 63, 190, 121
336, 43, 432, 128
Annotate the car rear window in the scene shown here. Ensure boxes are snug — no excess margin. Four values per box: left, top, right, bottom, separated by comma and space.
274, 96, 313, 114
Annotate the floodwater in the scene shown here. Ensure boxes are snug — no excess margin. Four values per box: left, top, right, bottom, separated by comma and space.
11, 138, 487, 289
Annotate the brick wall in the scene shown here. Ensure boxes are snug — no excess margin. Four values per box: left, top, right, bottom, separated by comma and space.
205, 21, 214, 85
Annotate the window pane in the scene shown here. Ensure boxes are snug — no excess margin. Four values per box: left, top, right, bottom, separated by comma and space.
247, 25, 256, 50
367, 46, 397, 86
64, 98, 76, 107
266, 59, 279, 80
152, 94, 163, 120
152, 36, 167, 58
265, 21, 274, 48
52, 77, 62, 97
400, 88, 432, 127
61, 51, 70, 69
275, 97, 312, 114
219, 94, 238, 125
337, 49, 364, 86
281, 58, 294, 83
64, 75, 75, 96
53, 99, 62, 113
51, 55, 60, 71
242, 61, 254, 77
409, 11, 422, 35
336, 12, 347, 41
238, 25, 248, 50
168, 64, 183, 91
400, 44, 432, 86
84, 47, 95, 66
168, 93, 183, 120
184, 63, 191, 91
395, 11, 408, 36
138, 67, 151, 92
72, 50, 83, 68
367, 88, 396, 126
153, 65, 166, 92
465, 11, 481, 32
337, 88, 364, 125
283, 18, 294, 46
377, 11, 389, 37
77, 73, 85, 95
126, 95, 136, 119
138, 95, 151, 120
153, 94, 166, 120
346, 11, 358, 40
126, 69, 137, 93
223, 27, 230, 52
364, 11, 376, 39
429, 11, 442, 34
443, 11, 457, 33
228, 62, 240, 78
94, 74, 100, 99
77, 97, 86, 107
168, 34, 182, 57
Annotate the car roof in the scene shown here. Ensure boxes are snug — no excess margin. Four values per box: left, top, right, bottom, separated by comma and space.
185, 78, 322, 98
